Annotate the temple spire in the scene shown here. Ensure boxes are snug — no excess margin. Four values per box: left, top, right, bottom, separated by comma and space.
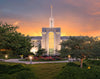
49, 5, 54, 28
51, 5, 53, 18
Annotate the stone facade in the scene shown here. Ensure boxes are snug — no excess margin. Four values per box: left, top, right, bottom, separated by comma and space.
41, 28, 61, 55
30, 29, 69, 55
30, 5, 69, 55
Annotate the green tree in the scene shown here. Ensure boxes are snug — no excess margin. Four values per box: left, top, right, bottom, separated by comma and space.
60, 36, 95, 68
92, 39, 100, 58
0, 22, 31, 57
58, 48, 70, 58
36, 49, 47, 56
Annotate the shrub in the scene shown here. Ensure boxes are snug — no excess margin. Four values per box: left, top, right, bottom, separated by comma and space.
54, 57, 61, 60
0, 63, 37, 79
87, 60, 100, 66
67, 62, 80, 67
13, 70, 37, 79
56, 63, 100, 79
83, 63, 88, 67
8, 64, 30, 74
0, 64, 10, 74
0, 74, 12, 79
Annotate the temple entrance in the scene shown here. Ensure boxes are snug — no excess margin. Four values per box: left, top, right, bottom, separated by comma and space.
49, 32, 54, 55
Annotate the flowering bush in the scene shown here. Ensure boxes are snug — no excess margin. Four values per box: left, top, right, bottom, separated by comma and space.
34, 56, 61, 61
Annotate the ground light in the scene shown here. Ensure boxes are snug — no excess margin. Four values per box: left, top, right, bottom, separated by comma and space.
29, 55, 33, 64
5, 54, 8, 59
88, 66, 91, 69
68, 55, 71, 60
20, 55, 23, 59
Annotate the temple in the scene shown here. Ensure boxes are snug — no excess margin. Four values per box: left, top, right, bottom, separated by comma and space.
30, 5, 69, 55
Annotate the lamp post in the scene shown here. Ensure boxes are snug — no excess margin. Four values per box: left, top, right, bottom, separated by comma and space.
20, 55, 23, 59
68, 55, 71, 62
5, 54, 8, 59
29, 55, 33, 64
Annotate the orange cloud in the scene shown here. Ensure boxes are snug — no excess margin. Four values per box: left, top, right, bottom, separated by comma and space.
91, 12, 100, 15
13, 21, 20, 25
1, 0, 100, 37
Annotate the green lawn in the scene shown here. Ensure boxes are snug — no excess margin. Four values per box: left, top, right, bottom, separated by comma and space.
0, 62, 66, 79
28, 63, 66, 79
1, 60, 100, 79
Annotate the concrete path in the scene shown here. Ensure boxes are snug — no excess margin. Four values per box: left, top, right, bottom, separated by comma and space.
4, 59, 69, 64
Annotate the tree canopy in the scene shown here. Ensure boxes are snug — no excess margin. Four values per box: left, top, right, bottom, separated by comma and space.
60, 36, 100, 68
0, 22, 31, 57
60, 36, 99, 58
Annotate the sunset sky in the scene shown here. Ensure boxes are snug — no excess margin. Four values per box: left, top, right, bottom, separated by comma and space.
0, 0, 100, 36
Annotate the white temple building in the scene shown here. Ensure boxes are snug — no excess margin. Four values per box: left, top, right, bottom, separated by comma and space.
30, 6, 69, 55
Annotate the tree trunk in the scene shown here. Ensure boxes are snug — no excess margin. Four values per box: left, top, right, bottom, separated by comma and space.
80, 58, 83, 68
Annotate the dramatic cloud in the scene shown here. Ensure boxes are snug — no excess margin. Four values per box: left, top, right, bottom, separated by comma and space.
0, 0, 100, 36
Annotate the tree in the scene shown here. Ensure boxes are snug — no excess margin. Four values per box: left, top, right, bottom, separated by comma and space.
92, 39, 100, 58
58, 48, 70, 58
60, 36, 95, 68
0, 22, 17, 49
0, 22, 31, 57
36, 49, 47, 56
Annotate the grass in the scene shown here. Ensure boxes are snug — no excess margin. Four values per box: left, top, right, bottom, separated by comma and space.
1, 60, 100, 79
57, 61, 100, 79
28, 63, 66, 79
0, 62, 66, 79
0, 62, 37, 79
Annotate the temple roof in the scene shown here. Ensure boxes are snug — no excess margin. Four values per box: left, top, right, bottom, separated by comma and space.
30, 36, 42, 40
61, 36, 69, 40
42, 28, 61, 32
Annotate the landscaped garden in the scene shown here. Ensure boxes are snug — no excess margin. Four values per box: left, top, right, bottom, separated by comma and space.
0, 60, 100, 79
0, 62, 65, 79
0, 23, 100, 79
20, 55, 64, 62
57, 60, 100, 79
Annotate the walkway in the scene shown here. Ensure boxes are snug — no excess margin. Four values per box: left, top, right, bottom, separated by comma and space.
4, 59, 69, 64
